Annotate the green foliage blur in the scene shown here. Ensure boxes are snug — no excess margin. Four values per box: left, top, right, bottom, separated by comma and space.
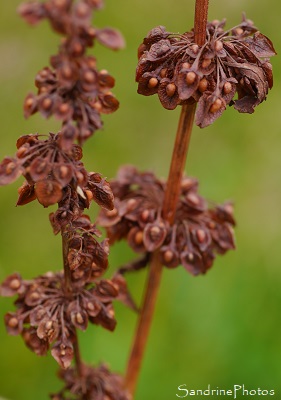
0, 1, 280, 399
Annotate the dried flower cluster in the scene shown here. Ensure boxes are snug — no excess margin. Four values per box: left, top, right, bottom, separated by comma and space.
0, 271, 122, 367
0, 132, 113, 210
136, 15, 276, 127
51, 363, 131, 400
98, 166, 235, 275
20, 0, 124, 144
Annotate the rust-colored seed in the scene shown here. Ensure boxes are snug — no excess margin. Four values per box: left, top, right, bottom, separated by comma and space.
182, 62, 191, 69
6, 162, 16, 174
60, 165, 69, 178
100, 69, 108, 75
135, 231, 143, 245
16, 147, 27, 158
166, 83, 176, 97
25, 98, 34, 108
150, 226, 161, 239
62, 66, 72, 78
196, 229, 206, 243
235, 27, 244, 36
164, 250, 174, 263
198, 78, 208, 93
191, 44, 199, 54
76, 313, 84, 324
8, 317, 18, 328
76, 3, 88, 17
148, 77, 158, 88
223, 82, 232, 94
84, 71, 95, 83
160, 68, 167, 78
188, 253, 194, 261
106, 208, 118, 217
54, 0, 67, 7
141, 209, 150, 221
127, 198, 137, 210
88, 27, 96, 37
73, 42, 83, 55
45, 321, 53, 330
92, 101, 102, 112
186, 71, 196, 85
210, 98, 222, 113
87, 302, 94, 311
60, 349, 66, 356
212, 19, 220, 25
40, 70, 48, 78
201, 58, 212, 69
85, 189, 93, 202
9, 279, 21, 290
42, 98, 52, 109
187, 193, 199, 205
208, 221, 216, 229
215, 40, 223, 52
30, 292, 40, 300
59, 103, 69, 114
39, 87, 48, 94
76, 171, 84, 183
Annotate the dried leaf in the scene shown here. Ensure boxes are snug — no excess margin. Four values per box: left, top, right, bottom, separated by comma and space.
96, 27, 125, 50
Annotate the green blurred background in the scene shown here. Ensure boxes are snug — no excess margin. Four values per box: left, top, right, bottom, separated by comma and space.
0, 0, 280, 399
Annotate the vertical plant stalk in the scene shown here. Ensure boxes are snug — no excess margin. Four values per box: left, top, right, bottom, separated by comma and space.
62, 229, 84, 379
62, 229, 72, 295
125, 0, 209, 396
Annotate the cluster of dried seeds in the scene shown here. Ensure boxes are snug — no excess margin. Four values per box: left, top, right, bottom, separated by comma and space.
0, 270, 132, 367
0, 132, 113, 210
99, 166, 236, 275
51, 363, 131, 400
20, 0, 124, 143
136, 16, 276, 127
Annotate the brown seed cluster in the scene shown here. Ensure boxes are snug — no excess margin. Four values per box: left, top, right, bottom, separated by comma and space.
98, 166, 236, 275
136, 16, 276, 127
0, 271, 131, 368
0, 133, 113, 210
19, 0, 125, 143
51, 363, 131, 400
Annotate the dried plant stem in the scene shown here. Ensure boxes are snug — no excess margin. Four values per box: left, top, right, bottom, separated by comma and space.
194, 0, 209, 46
62, 230, 72, 294
125, 0, 209, 396
62, 231, 84, 379
125, 104, 196, 396
73, 331, 84, 378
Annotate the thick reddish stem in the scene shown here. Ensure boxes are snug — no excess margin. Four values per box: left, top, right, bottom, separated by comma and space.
124, 1, 209, 397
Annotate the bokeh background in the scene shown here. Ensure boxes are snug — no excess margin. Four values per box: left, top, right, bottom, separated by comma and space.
0, 0, 280, 399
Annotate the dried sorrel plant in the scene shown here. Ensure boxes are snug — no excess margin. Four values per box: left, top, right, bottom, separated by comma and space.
0, 0, 276, 399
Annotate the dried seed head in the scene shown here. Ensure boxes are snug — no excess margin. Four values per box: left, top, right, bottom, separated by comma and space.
186, 71, 196, 85
196, 229, 206, 243
223, 82, 232, 94
163, 250, 174, 263
166, 83, 176, 97
84, 70, 95, 83
182, 62, 191, 69
9, 279, 21, 290
191, 44, 199, 54
201, 58, 212, 68
134, 230, 143, 245
215, 40, 223, 52
210, 98, 222, 113
42, 98, 52, 109
148, 77, 158, 88
8, 317, 19, 328
198, 78, 208, 92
